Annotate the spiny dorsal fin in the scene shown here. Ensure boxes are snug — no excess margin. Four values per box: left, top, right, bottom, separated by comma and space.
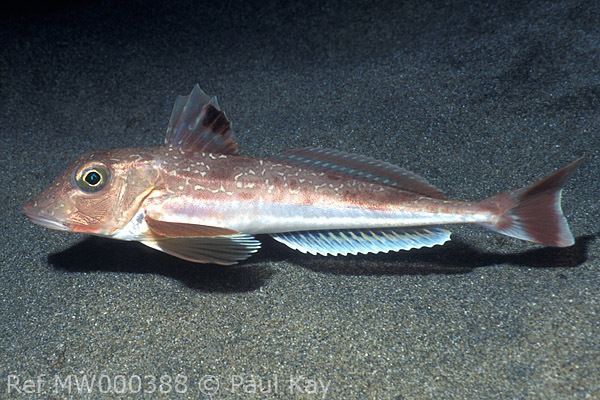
276, 147, 446, 199
142, 235, 261, 265
165, 84, 239, 154
271, 227, 451, 256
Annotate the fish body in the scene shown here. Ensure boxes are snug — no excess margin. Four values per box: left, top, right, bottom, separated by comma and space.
23, 85, 582, 264
134, 148, 488, 235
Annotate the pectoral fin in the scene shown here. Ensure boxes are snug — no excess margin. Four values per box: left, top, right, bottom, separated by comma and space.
142, 235, 261, 265
143, 216, 259, 264
145, 215, 238, 237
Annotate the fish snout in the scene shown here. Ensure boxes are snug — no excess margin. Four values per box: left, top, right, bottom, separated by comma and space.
21, 200, 35, 217
22, 198, 69, 231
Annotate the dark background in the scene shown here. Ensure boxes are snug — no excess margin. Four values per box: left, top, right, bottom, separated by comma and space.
1, 0, 598, 398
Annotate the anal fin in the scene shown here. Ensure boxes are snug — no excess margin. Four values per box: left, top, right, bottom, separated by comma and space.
271, 227, 451, 256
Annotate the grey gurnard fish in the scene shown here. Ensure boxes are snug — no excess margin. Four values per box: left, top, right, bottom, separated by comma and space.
22, 85, 583, 265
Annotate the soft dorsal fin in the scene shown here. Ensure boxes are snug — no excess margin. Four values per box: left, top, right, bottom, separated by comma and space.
276, 147, 446, 199
146, 215, 238, 237
142, 235, 261, 265
165, 84, 239, 154
271, 227, 451, 256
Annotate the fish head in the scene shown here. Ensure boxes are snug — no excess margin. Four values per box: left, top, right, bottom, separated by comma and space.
22, 148, 158, 237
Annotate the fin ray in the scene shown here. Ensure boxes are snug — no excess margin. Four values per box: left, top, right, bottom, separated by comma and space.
478, 157, 583, 247
165, 84, 239, 154
275, 147, 445, 199
271, 227, 451, 256
145, 215, 238, 237
142, 234, 261, 265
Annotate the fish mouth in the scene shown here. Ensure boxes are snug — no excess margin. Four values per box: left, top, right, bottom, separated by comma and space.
22, 203, 69, 232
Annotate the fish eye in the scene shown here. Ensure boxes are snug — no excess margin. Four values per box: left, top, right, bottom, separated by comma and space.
75, 165, 110, 192
85, 170, 101, 186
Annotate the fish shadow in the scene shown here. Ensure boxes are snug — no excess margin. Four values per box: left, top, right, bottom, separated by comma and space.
48, 235, 594, 288
48, 237, 273, 293
261, 234, 595, 276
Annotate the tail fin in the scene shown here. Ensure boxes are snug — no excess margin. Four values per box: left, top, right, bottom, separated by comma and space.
478, 158, 584, 247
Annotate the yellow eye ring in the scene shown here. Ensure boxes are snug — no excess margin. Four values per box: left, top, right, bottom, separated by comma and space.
76, 166, 109, 192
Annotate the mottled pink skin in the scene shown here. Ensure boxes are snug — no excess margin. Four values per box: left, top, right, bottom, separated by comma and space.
156, 147, 416, 209
154, 146, 499, 238
24, 145, 491, 238
22, 148, 158, 236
